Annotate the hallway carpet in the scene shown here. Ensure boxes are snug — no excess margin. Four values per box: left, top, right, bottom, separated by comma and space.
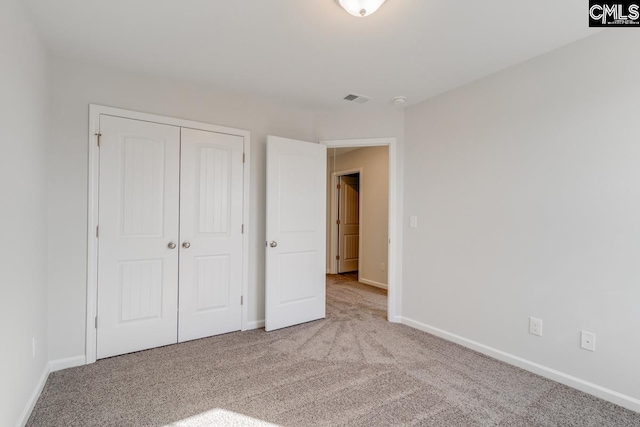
28, 275, 640, 426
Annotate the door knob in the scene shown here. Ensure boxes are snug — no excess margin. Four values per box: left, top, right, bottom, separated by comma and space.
167, 242, 177, 249
182, 242, 191, 249
269, 241, 278, 248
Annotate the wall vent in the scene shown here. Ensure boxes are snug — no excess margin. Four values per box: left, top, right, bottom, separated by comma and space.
343, 93, 371, 104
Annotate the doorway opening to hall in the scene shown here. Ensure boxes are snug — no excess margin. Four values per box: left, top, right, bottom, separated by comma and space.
326, 146, 389, 319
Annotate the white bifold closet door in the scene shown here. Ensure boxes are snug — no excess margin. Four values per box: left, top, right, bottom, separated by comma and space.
96, 116, 243, 359
178, 128, 243, 343
97, 116, 181, 359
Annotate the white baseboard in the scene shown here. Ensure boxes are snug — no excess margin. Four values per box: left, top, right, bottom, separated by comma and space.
246, 319, 265, 330
49, 355, 86, 373
16, 363, 49, 427
359, 277, 388, 290
17, 355, 87, 427
401, 317, 640, 414
388, 315, 402, 323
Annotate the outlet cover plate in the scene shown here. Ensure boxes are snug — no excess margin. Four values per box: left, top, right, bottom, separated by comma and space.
529, 317, 543, 337
581, 331, 596, 352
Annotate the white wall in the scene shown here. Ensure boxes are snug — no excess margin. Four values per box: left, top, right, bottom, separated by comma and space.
403, 31, 640, 404
329, 147, 389, 286
314, 109, 404, 143
0, 0, 50, 425
47, 58, 315, 361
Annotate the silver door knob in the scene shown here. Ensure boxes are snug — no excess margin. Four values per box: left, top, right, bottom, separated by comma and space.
269, 241, 278, 248
167, 242, 177, 249
182, 242, 191, 249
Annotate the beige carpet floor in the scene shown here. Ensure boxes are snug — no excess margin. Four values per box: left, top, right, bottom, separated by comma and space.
28, 274, 640, 426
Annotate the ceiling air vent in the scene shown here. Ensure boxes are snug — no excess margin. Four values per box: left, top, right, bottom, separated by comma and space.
343, 93, 372, 104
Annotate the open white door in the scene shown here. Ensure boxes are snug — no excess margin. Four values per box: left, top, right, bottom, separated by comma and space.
265, 136, 327, 331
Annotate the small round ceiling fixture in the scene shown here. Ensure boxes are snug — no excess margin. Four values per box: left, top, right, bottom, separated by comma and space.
392, 96, 407, 106
334, 0, 388, 17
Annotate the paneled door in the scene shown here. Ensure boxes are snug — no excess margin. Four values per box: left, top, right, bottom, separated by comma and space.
338, 175, 359, 273
178, 128, 244, 342
265, 136, 327, 331
97, 116, 180, 359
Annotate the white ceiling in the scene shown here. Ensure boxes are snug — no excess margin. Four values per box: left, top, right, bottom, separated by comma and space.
26, 0, 598, 110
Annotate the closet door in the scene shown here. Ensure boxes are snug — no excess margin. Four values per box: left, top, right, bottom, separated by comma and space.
178, 128, 244, 342
97, 116, 180, 359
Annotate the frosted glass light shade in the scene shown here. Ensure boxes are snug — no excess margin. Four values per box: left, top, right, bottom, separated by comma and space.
335, 0, 387, 17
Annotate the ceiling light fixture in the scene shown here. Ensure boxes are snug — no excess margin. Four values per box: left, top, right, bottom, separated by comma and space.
334, 0, 387, 17
392, 96, 406, 106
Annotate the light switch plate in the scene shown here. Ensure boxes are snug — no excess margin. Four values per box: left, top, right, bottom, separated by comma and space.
410, 216, 418, 228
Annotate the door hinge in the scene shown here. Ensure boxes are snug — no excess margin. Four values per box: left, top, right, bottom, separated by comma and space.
241, 224, 244, 234
95, 316, 98, 329
241, 296, 244, 305
336, 255, 340, 260
336, 219, 340, 225
337, 184, 341, 189
242, 153, 245, 163
95, 133, 102, 147
96, 225, 99, 238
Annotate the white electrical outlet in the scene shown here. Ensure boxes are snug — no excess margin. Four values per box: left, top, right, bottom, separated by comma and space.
410, 216, 418, 228
529, 317, 543, 337
380, 262, 386, 272
581, 331, 596, 352
32, 338, 36, 358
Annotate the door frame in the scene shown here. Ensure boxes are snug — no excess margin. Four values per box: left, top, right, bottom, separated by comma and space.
86, 104, 251, 364
321, 137, 401, 323
329, 168, 363, 280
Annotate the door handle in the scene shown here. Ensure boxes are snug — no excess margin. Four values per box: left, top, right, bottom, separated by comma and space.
167, 242, 177, 249
182, 242, 191, 249
269, 241, 278, 248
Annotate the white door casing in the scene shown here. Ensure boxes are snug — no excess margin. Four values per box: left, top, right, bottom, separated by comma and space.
97, 115, 180, 359
265, 136, 327, 332
338, 175, 360, 273
178, 128, 244, 342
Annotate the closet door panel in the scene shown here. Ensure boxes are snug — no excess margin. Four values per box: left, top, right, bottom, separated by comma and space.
97, 115, 180, 359
178, 128, 243, 342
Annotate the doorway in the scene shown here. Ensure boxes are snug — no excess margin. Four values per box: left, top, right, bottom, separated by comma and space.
337, 172, 360, 274
328, 147, 388, 289
322, 138, 399, 322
